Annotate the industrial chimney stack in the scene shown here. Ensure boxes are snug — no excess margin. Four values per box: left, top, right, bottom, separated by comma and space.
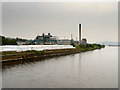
79, 24, 81, 41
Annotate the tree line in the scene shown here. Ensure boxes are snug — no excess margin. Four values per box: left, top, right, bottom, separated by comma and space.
0, 36, 30, 45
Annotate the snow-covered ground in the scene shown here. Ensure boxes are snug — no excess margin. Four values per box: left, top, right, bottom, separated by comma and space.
0, 45, 75, 51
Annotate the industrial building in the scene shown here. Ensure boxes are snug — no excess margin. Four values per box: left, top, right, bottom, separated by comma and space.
35, 33, 58, 45
35, 24, 87, 45
35, 33, 72, 45
57, 39, 71, 45
82, 38, 87, 44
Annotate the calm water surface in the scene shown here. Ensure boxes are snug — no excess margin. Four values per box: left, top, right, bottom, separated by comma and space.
2, 46, 118, 88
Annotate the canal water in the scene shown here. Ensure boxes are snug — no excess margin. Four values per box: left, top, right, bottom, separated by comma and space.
2, 46, 118, 88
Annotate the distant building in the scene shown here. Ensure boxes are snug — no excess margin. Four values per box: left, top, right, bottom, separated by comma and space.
57, 39, 71, 45
35, 33, 58, 45
74, 38, 87, 45
82, 38, 87, 44
74, 41, 80, 45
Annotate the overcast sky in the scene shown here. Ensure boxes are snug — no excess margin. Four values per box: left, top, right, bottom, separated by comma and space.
2, 2, 118, 43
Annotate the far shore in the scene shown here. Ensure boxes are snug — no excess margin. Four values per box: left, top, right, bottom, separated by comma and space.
107, 45, 120, 47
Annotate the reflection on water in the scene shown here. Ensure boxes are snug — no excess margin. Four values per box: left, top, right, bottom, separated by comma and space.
2, 46, 118, 88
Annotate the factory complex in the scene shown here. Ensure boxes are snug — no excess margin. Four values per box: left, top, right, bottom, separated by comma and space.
35, 24, 87, 45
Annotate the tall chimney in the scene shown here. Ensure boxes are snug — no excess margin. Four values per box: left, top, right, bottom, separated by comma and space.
79, 24, 81, 41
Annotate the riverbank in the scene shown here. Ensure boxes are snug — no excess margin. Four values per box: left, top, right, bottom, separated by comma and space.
2, 46, 117, 88
1, 44, 105, 63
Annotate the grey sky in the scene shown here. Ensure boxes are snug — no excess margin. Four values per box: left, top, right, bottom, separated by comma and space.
2, 2, 118, 43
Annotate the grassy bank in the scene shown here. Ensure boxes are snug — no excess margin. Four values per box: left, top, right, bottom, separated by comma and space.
1, 44, 105, 63
75, 44, 105, 52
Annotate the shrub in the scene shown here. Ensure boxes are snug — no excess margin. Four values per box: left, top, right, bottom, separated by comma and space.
71, 43, 76, 47
75, 44, 105, 52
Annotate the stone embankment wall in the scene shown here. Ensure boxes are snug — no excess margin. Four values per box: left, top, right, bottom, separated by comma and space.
1, 48, 80, 62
